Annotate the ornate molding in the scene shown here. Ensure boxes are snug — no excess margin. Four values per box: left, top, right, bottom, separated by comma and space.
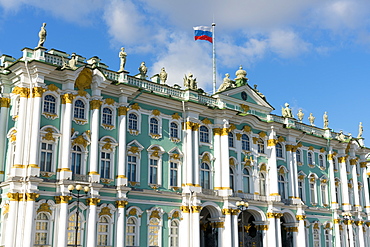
180, 205, 190, 213
0, 97, 10, 108
118, 106, 128, 116
61, 93, 75, 104
32, 87, 46, 97
90, 100, 102, 110
37, 203, 52, 214
116, 200, 128, 208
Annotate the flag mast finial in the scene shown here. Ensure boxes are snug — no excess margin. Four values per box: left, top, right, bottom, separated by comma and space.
212, 23, 216, 94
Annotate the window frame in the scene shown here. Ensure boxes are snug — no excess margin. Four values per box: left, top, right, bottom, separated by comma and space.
101, 106, 116, 130
147, 145, 164, 187
34, 212, 51, 245
243, 167, 251, 193
257, 138, 265, 154
127, 110, 141, 135
73, 97, 89, 125
169, 219, 180, 247
228, 132, 234, 148
200, 162, 211, 189
199, 125, 210, 144
241, 134, 250, 151
97, 215, 112, 246
276, 143, 283, 158
42, 93, 59, 120
146, 208, 164, 247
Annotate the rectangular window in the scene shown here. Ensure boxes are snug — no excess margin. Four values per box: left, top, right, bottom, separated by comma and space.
100, 152, 111, 179
170, 162, 178, 187
298, 181, 304, 201
128, 156, 137, 182
40, 143, 53, 172
150, 159, 158, 184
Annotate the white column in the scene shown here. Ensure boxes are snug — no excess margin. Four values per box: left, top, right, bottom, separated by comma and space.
191, 206, 201, 247
57, 197, 70, 247
267, 127, 279, 199
350, 159, 360, 209
193, 127, 200, 186
267, 213, 276, 247
88, 100, 101, 182
16, 197, 26, 247
59, 93, 74, 180
296, 215, 306, 247
213, 129, 221, 189
115, 201, 127, 247
276, 215, 282, 247
185, 122, 193, 186
5, 193, 19, 247
117, 106, 128, 186
338, 156, 350, 210
179, 206, 190, 247
86, 199, 99, 247
220, 128, 230, 190
22, 193, 38, 247
232, 212, 239, 247
358, 222, 366, 247
333, 219, 341, 247
328, 153, 338, 208
291, 148, 299, 199
222, 210, 232, 247
0, 98, 10, 175
286, 146, 294, 199
361, 162, 370, 213
347, 222, 354, 247
235, 134, 243, 194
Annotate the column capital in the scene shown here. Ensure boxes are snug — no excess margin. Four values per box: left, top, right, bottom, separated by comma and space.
267, 139, 278, 146
118, 106, 129, 116
191, 205, 202, 213
221, 208, 232, 215
12, 86, 30, 97
296, 215, 306, 221
90, 99, 102, 110
333, 219, 341, 224
61, 93, 75, 104
256, 224, 269, 231
86, 197, 100, 206
7, 192, 20, 201
55, 195, 72, 204
32, 87, 46, 97
350, 158, 358, 166
213, 127, 222, 135
0, 97, 11, 108
115, 200, 128, 208
180, 205, 190, 213
360, 162, 367, 168
338, 156, 347, 163
26, 193, 40, 201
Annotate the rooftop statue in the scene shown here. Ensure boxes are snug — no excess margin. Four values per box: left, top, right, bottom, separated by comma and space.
234, 65, 248, 87
61, 53, 78, 70
118, 47, 127, 72
138, 62, 147, 79
358, 122, 363, 138
337, 130, 347, 142
253, 84, 265, 99
308, 113, 315, 126
37, 23, 47, 48
217, 73, 234, 92
183, 73, 197, 90
282, 103, 293, 118
323, 112, 329, 129
159, 67, 168, 84
297, 109, 304, 122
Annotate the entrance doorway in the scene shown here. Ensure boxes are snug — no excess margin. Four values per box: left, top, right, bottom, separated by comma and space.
238, 211, 263, 247
200, 207, 218, 247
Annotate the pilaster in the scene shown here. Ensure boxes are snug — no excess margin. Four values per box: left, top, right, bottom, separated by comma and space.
338, 155, 350, 211
86, 197, 101, 247
88, 99, 102, 182
115, 200, 128, 247
117, 105, 128, 186
267, 126, 280, 201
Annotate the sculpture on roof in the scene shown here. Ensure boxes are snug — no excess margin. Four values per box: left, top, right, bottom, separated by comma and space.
337, 130, 347, 142
358, 122, 363, 138
61, 53, 77, 70
217, 73, 234, 92
138, 62, 147, 79
282, 103, 293, 118
253, 84, 265, 99
308, 113, 315, 126
37, 23, 47, 48
183, 73, 197, 90
159, 67, 167, 84
118, 47, 127, 72
297, 109, 304, 122
323, 112, 329, 129
235, 65, 248, 87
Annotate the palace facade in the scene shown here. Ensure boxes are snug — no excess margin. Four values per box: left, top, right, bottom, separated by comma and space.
0, 44, 369, 247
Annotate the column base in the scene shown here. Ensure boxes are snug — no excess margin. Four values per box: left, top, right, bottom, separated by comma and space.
58, 169, 72, 180
88, 172, 100, 183
116, 176, 128, 186
217, 188, 232, 197
289, 198, 301, 205
183, 185, 202, 194
27, 165, 40, 177
342, 204, 352, 211
10, 166, 25, 177
269, 194, 281, 202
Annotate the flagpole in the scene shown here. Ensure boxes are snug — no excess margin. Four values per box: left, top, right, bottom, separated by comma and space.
212, 23, 216, 94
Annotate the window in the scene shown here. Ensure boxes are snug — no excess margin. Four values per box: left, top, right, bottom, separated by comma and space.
324, 229, 330, 247
74, 99, 85, 119
310, 178, 317, 205
243, 168, 251, 193
200, 163, 211, 189
257, 139, 264, 154
40, 142, 53, 172
35, 213, 50, 245
278, 175, 286, 199
230, 168, 235, 191
170, 122, 179, 139
259, 173, 266, 196
148, 218, 160, 247
298, 180, 304, 201
335, 182, 341, 205
43, 95, 56, 114
319, 155, 324, 168
199, 126, 209, 143
127, 155, 137, 182
276, 143, 283, 158
228, 132, 234, 148
308, 152, 313, 165
149, 158, 158, 184
67, 214, 82, 245
71, 145, 82, 174
313, 226, 320, 247
241, 134, 250, 151
97, 216, 110, 246
150, 117, 159, 135
128, 113, 138, 130
102, 107, 113, 126
126, 217, 138, 247
100, 152, 111, 179
170, 162, 178, 187
169, 220, 179, 247
296, 150, 301, 163
321, 183, 328, 206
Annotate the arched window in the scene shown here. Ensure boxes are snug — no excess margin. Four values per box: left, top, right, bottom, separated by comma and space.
243, 168, 251, 193
128, 113, 138, 130
170, 122, 179, 139
169, 220, 179, 247
169, 162, 178, 187
40, 142, 53, 172
313, 226, 320, 247
199, 126, 209, 143
150, 117, 159, 134
43, 95, 56, 114
71, 145, 82, 174
100, 151, 111, 179
278, 175, 286, 199
200, 162, 211, 189
257, 139, 264, 154
148, 218, 160, 247
230, 168, 235, 191
34, 213, 50, 245
97, 216, 110, 246
126, 217, 139, 247
319, 155, 324, 168
241, 134, 250, 151
67, 214, 82, 245
102, 107, 113, 125
228, 132, 234, 148
259, 173, 266, 196
308, 152, 313, 165
74, 99, 85, 119
324, 229, 331, 247
127, 155, 137, 182
276, 143, 283, 158
296, 149, 301, 163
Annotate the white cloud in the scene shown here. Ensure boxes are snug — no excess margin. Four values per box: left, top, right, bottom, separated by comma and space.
268, 30, 310, 58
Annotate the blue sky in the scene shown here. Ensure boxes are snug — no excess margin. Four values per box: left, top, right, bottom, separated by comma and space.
1, 0, 370, 145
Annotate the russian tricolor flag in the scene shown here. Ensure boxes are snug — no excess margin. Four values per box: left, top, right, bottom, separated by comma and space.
193, 26, 212, 43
